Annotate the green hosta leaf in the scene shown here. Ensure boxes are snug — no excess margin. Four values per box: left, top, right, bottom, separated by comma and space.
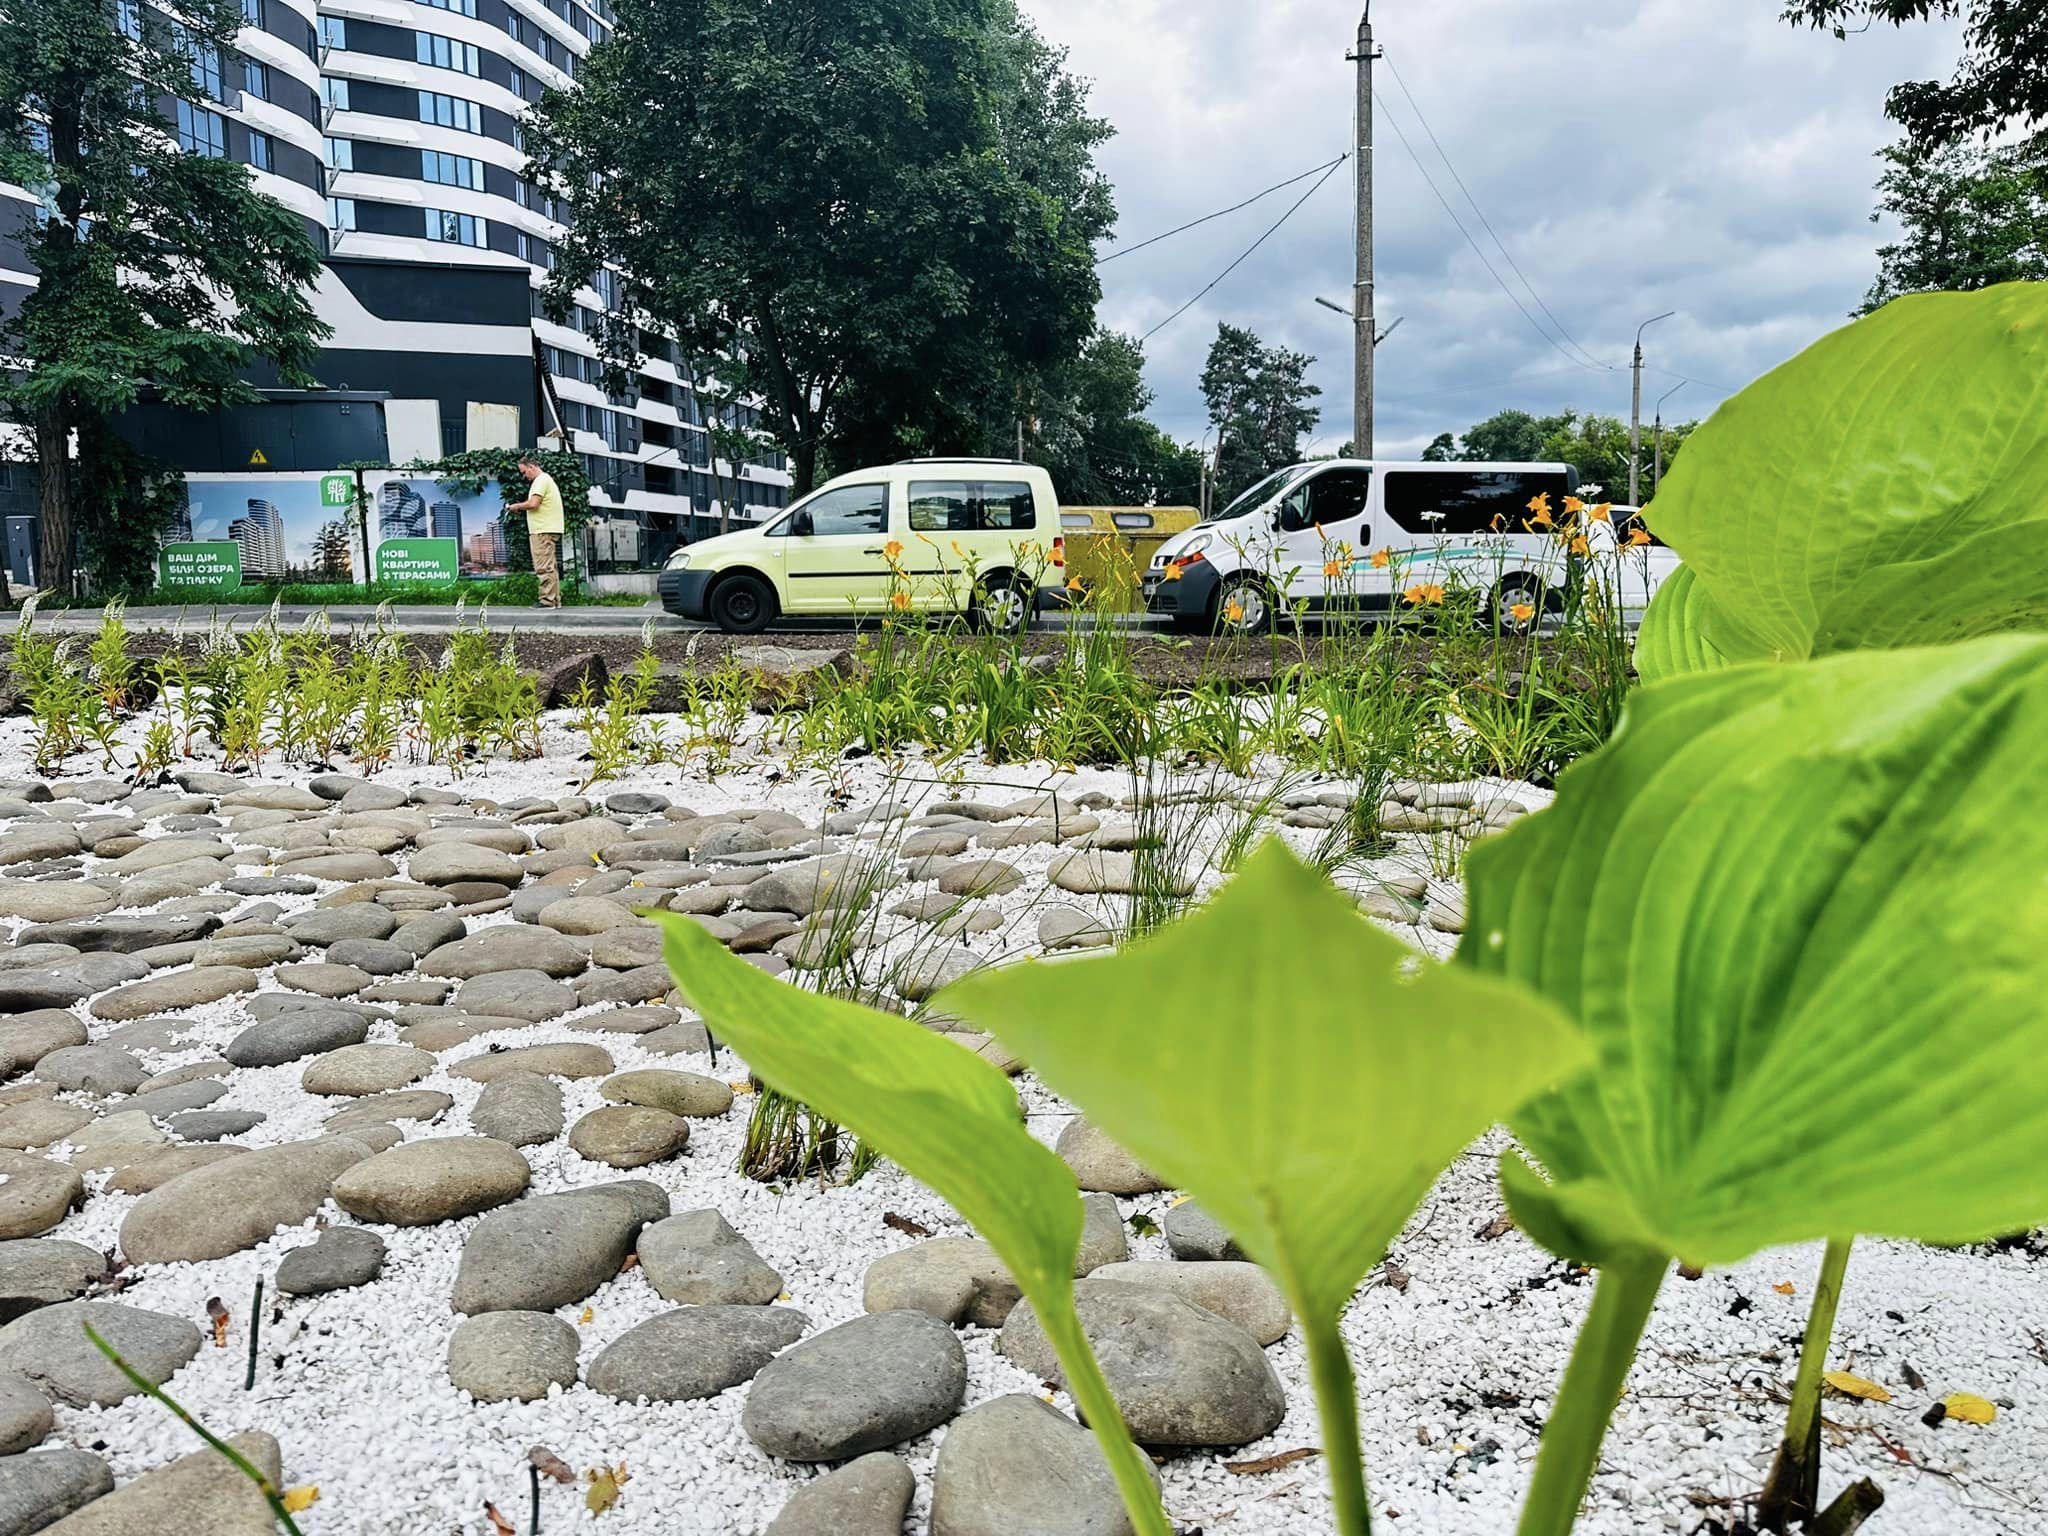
1463, 637, 2048, 1268
1811, 516, 2048, 655
1634, 565, 1737, 684
652, 914, 1170, 1536
938, 840, 1589, 1325
1643, 282, 2048, 670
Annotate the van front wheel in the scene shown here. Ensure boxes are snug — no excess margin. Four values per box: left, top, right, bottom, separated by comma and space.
1490, 575, 1548, 634
709, 573, 777, 635
1213, 576, 1274, 635
974, 572, 1034, 635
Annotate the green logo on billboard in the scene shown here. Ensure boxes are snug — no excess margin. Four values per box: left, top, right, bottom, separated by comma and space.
375, 538, 459, 584
320, 474, 355, 509
158, 542, 242, 590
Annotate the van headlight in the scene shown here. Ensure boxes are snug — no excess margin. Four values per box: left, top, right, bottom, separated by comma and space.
1176, 534, 1212, 561
665, 549, 691, 571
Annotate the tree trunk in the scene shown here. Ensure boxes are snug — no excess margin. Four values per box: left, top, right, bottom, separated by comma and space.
34, 405, 74, 597
791, 440, 818, 498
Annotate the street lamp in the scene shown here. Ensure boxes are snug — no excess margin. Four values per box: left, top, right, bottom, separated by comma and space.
1652, 379, 1687, 498
1315, 297, 1403, 347
1629, 311, 1675, 505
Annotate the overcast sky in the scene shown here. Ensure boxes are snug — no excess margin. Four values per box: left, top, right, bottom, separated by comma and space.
1019, 0, 1962, 461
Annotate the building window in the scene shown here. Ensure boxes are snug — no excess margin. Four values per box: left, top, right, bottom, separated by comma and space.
318, 15, 346, 49
416, 0, 477, 16
116, 0, 142, 40
239, 57, 268, 101
327, 196, 356, 231
421, 149, 483, 189
514, 178, 531, 208
322, 135, 352, 170
415, 33, 480, 76
323, 76, 350, 111
183, 31, 224, 99
508, 65, 528, 98
503, 12, 521, 42
247, 129, 272, 171
241, 0, 264, 23
417, 91, 482, 133
425, 208, 485, 247
175, 100, 227, 158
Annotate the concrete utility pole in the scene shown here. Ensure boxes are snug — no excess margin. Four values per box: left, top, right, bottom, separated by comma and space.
1351, 7, 1376, 460
1653, 380, 1686, 497
1629, 311, 1674, 505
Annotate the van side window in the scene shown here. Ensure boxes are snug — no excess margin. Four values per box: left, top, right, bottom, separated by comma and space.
908, 480, 1034, 533
1308, 469, 1372, 525
1382, 471, 1570, 534
771, 483, 888, 537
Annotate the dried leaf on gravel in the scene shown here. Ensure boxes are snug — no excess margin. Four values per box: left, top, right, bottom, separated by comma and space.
1941, 1392, 1996, 1424
617, 1254, 639, 1273
1224, 1448, 1322, 1476
577, 1305, 594, 1324
1476, 1214, 1515, 1241
205, 1297, 229, 1349
1823, 1370, 1893, 1403
529, 1447, 575, 1484
484, 1501, 515, 1536
584, 1463, 629, 1515
1902, 1362, 1925, 1391
281, 1486, 318, 1514
1773, 1281, 1797, 1295
882, 1211, 933, 1239
1380, 1262, 1411, 1293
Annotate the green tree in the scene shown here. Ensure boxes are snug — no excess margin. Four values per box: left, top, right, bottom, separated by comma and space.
1425, 408, 1701, 501
1784, 1, 2048, 146
1420, 432, 1458, 461
1859, 134, 2048, 311
1200, 323, 1322, 505
527, 0, 1113, 496
1026, 331, 1202, 507
312, 520, 353, 582
0, 0, 327, 593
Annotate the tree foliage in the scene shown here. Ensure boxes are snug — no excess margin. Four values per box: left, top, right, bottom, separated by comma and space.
1783, 0, 2048, 146
526, 0, 1114, 496
1201, 323, 1322, 506
1026, 331, 1203, 507
0, 0, 328, 592
1423, 408, 1701, 500
413, 448, 591, 574
1860, 135, 2048, 311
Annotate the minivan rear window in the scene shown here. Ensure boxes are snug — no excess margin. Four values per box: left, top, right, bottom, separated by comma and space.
1381, 470, 1572, 535
908, 481, 1034, 533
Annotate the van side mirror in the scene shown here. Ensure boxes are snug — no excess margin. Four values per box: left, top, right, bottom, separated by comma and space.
791, 509, 813, 537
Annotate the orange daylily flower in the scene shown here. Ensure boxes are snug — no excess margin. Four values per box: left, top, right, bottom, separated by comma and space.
1526, 506, 1555, 530
1402, 582, 1446, 607
1562, 495, 1585, 516
1526, 492, 1551, 517
889, 590, 911, 612
1589, 502, 1613, 522
1625, 526, 1653, 548
1509, 601, 1536, 624
1323, 559, 1344, 580
1065, 575, 1084, 593
1568, 534, 1590, 557
1369, 548, 1391, 569
1162, 563, 1184, 582
1222, 598, 1246, 625
883, 540, 904, 560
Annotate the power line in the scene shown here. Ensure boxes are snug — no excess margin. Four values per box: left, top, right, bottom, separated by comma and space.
1098, 155, 1349, 265
1382, 54, 1610, 371
1373, 84, 1615, 377
1140, 154, 1350, 343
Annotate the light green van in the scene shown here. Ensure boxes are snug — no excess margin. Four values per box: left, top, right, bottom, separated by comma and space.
658, 459, 1064, 634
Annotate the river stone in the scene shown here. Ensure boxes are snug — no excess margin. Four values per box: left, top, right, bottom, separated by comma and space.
0, 882, 115, 923
323, 1090, 452, 1134
409, 843, 524, 887
118, 1080, 227, 1120
636, 1020, 713, 1058
469, 1073, 563, 1147
323, 938, 413, 977
1047, 851, 1192, 898
764, 1453, 915, 1536
450, 1043, 613, 1084
587, 1306, 808, 1404
32, 1046, 146, 1098
600, 1069, 733, 1119
0, 1449, 113, 1531
568, 1106, 689, 1168
167, 1109, 262, 1142
389, 913, 466, 956
63, 1112, 165, 1173
451, 971, 578, 1023
576, 965, 673, 1006
0, 1241, 107, 1323
0, 1301, 201, 1407
446, 1311, 579, 1403
998, 1281, 1285, 1446
0, 1013, 88, 1078
452, 1181, 668, 1314
569, 1004, 678, 1036
0, 1373, 52, 1456
742, 1310, 966, 1461
929, 1394, 1155, 1536
89, 967, 257, 1022
741, 856, 893, 918
1055, 1118, 1165, 1195
420, 927, 583, 979
0, 1154, 83, 1240
332, 1137, 531, 1226
1161, 1200, 1244, 1262
284, 906, 399, 946
0, 825, 81, 864
637, 1211, 782, 1305
862, 1239, 1017, 1329
18, 913, 217, 955
934, 859, 1024, 898
1087, 1261, 1291, 1345
301, 1044, 435, 1096
274, 1226, 386, 1297
274, 962, 373, 999
1038, 907, 1116, 952
119, 1136, 372, 1263
0, 972, 89, 1014
588, 925, 664, 969
39, 1431, 279, 1536
224, 1010, 368, 1068
0, 1100, 93, 1152
538, 898, 641, 936
104, 1144, 248, 1195
892, 950, 978, 1004
191, 934, 301, 970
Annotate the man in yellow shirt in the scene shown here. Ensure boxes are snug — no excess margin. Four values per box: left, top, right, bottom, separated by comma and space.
507, 450, 566, 608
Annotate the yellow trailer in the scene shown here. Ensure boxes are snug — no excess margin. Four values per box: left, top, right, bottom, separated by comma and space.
1057, 506, 1201, 611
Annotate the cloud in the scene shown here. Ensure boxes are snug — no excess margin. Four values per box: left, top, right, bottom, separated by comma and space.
1022, 0, 1962, 457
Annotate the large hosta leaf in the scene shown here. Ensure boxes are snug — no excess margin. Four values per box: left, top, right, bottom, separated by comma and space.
1634, 565, 1737, 684
653, 915, 1170, 1536
1644, 282, 2048, 670
1811, 516, 2048, 655
1462, 637, 2048, 1267
940, 841, 1588, 1327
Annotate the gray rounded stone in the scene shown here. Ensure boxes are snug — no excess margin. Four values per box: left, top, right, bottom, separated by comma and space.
637, 1211, 783, 1305
167, 1109, 267, 1142
0, 971, 90, 1013
587, 1305, 808, 1404
0, 1100, 94, 1152
934, 858, 1024, 898
1161, 1200, 1245, 1262
742, 1310, 968, 1461
388, 913, 466, 957
332, 1136, 531, 1226
450, 1043, 613, 1084
0, 1373, 52, 1456
538, 898, 641, 935
323, 1090, 452, 1134
274, 1227, 386, 1297
119, 1136, 373, 1264
118, 1080, 228, 1120
997, 1281, 1285, 1447
452, 1181, 669, 1314
410, 842, 524, 887
929, 1394, 1155, 1536
31, 1046, 146, 1098
224, 1010, 369, 1068
447, 1311, 579, 1402
568, 1004, 679, 1036
420, 926, 583, 979
31, 1430, 278, 1534
1085, 1262, 1291, 1345
191, 934, 302, 970
301, 1044, 435, 1096
568, 1106, 689, 1169
275, 961, 373, 999
765, 1453, 915, 1536
324, 938, 415, 976
0, 1012, 88, 1077
0, 1153, 83, 1241
469, 1073, 564, 1148
451, 970, 579, 1023
863, 1239, 1018, 1329
285, 906, 399, 946
0, 1448, 113, 1530
1055, 1118, 1165, 1196
600, 1069, 733, 1119
0, 1301, 201, 1407
88, 966, 258, 1022
104, 1144, 249, 1195
0, 1240, 108, 1324
1038, 907, 1115, 952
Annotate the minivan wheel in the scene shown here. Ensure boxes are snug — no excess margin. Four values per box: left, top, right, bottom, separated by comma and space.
1213, 576, 1273, 635
1491, 575, 1548, 634
709, 572, 777, 635
974, 573, 1033, 635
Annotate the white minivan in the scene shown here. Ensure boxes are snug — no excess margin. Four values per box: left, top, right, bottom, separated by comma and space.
1142, 459, 1580, 632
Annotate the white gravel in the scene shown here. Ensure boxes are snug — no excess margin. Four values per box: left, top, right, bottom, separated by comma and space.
3, 707, 2043, 1536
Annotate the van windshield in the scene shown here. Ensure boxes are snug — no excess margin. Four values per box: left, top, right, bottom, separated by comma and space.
1211, 464, 1314, 521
